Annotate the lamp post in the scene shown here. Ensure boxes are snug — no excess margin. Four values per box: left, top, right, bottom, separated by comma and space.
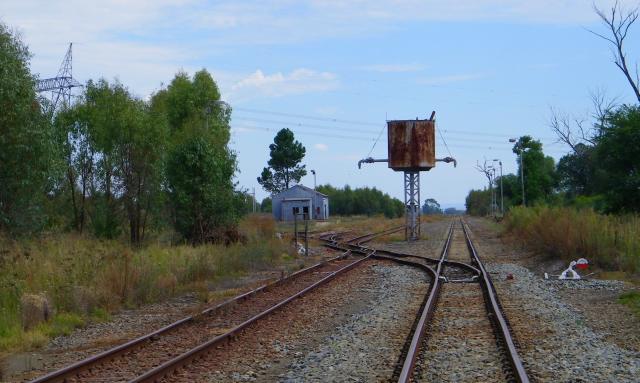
487, 165, 495, 216
311, 169, 316, 190
493, 159, 504, 216
509, 138, 525, 206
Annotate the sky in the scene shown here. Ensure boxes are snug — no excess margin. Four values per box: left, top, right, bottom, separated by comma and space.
2, 0, 639, 209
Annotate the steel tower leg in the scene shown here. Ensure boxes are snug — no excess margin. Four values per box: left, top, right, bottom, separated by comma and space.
404, 171, 420, 241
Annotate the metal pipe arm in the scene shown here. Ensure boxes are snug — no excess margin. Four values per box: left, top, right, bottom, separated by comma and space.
436, 156, 457, 168
357, 157, 388, 169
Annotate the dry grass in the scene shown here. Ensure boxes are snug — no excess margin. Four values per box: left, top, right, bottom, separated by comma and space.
0, 214, 292, 352
285, 214, 447, 243
504, 206, 640, 276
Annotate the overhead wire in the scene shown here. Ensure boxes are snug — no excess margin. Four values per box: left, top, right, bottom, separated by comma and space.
231, 124, 568, 155
232, 109, 558, 141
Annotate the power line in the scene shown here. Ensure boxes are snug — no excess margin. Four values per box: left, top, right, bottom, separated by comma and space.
234, 107, 380, 127
367, 124, 387, 157
231, 124, 569, 155
232, 115, 559, 142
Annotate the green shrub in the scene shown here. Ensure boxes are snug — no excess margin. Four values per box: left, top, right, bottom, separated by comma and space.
619, 291, 640, 316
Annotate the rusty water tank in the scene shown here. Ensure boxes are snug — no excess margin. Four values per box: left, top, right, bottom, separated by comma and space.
387, 119, 436, 171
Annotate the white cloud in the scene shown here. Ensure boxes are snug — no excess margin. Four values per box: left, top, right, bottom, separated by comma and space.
2, 0, 632, 99
418, 73, 485, 85
361, 63, 425, 73
308, 0, 634, 24
229, 68, 339, 100
314, 143, 329, 151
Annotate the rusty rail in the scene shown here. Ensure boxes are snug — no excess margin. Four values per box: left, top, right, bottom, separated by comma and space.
396, 220, 453, 382
130, 255, 370, 382
395, 219, 529, 383
461, 219, 529, 383
30, 250, 355, 383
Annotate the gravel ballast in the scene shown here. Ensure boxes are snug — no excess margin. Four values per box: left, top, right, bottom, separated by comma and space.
488, 262, 639, 382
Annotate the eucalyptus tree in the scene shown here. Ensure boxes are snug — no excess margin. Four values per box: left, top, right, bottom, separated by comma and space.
154, 70, 237, 243
0, 23, 54, 232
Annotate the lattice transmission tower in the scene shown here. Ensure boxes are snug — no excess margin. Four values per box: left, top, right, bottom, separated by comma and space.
36, 43, 82, 113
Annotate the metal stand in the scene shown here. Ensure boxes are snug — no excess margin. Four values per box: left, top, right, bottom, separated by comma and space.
404, 171, 421, 241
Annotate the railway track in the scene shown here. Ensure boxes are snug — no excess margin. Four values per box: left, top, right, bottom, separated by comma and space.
394, 218, 529, 383
30, 220, 526, 382
30, 228, 397, 383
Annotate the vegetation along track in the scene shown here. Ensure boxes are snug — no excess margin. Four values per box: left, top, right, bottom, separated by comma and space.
31, 255, 365, 381
30, 227, 399, 383
394, 218, 529, 383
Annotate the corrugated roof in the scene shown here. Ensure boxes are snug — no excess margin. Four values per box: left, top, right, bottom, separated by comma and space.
273, 184, 328, 198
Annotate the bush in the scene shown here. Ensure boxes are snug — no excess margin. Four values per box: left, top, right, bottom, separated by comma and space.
504, 206, 640, 273
0, 215, 291, 352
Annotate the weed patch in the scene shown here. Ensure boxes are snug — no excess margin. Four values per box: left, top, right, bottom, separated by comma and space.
619, 291, 640, 316
0, 215, 292, 352
504, 206, 640, 275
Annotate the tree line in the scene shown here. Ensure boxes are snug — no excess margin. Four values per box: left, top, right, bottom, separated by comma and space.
466, 114, 639, 216
0, 23, 249, 244
315, 185, 405, 218
466, 3, 640, 216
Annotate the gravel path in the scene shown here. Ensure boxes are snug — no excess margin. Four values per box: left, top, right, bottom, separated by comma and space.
489, 262, 639, 382
279, 263, 428, 382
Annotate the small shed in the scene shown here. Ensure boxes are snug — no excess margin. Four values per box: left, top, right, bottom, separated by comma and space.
272, 185, 329, 221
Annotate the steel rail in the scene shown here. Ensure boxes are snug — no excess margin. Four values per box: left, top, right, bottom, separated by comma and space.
130, 255, 370, 383
397, 220, 454, 383
30, 251, 354, 383
461, 219, 529, 383
374, 248, 480, 277
346, 225, 406, 244
327, 224, 478, 277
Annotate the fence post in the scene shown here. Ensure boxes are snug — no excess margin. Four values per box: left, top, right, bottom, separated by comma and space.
304, 217, 309, 256
294, 213, 298, 249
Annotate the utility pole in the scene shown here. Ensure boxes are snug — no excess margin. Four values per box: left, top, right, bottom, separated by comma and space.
488, 166, 494, 216
509, 138, 526, 206
252, 187, 256, 213
493, 159, 504, 216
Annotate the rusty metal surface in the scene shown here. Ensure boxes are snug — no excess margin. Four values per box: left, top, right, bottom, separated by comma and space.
387, 120, 435, 171
461, 219, 530, 383
397, 221, 453, 382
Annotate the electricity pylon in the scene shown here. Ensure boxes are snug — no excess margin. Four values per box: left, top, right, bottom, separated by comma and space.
36, 43, 82, 113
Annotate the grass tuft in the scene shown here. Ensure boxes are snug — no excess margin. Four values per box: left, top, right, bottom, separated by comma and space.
619, 291, 640, 317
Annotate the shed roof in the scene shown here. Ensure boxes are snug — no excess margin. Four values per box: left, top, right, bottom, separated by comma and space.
273, 184, 328, 199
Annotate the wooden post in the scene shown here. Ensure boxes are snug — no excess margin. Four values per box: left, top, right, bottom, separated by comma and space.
294, 213, 298, 248
304, 217, 309, 256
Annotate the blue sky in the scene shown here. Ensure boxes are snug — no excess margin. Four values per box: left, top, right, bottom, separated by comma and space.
3, 0, 639, 208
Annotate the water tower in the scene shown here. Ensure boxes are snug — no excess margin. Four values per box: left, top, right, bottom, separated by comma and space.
358, 112, 456, 241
